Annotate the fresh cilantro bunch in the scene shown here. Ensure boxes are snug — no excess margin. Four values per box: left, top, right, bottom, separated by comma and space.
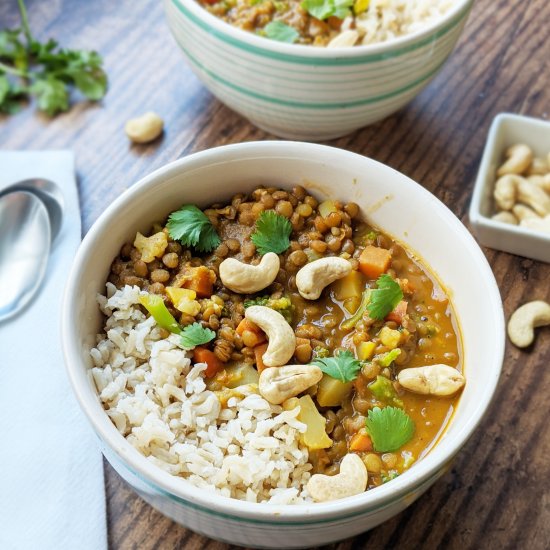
301, 0, 354, 20
167, 204, 221, 253
0, 0, 108, 115
313, 349, 361, 383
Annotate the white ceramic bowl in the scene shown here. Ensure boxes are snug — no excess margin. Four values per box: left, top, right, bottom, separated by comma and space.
62, 142, 504, 548
163, 0, 474, 140
469, 113, 550, 263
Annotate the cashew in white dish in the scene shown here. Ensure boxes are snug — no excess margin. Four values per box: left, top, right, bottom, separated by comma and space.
508, 300, 550, 348
520, 215, 550, 234
526, 157, 549, 176
491, 211, 518, 225
296, 257, 352, 300
258, 364, 323, 405
529, 174, 550, 193
327, 30, 359, 48
512, 204, 540, 222
245, 306, 296, 367
307, 453, 368, 503
497, 144, 533, 176
397, 364, 465, 396
125, 112, 164, 144
494, 175, 550, 216
219, 252, 279, 294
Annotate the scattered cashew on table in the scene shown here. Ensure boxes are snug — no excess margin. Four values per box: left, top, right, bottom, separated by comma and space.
492, 144, 550, 233
507, 300, 550, 348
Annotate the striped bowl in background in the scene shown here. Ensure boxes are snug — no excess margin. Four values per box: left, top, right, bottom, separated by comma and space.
164, 0, 474, 140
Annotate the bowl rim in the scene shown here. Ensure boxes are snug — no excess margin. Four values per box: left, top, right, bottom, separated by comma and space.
62, 141, 504, 522
167, 0, 474, 62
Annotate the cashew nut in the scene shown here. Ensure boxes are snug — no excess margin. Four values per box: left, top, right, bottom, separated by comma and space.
219, 252, 279, 293
307, 454, 368, 503
494, 175, 550, 215
397, 364, 465, 396
327, 30, 359, 48
508, 300, 550, 348
526, 157, 549, 176
491, 211, 518, 225
512, 204, 540, 222
258, 364, 322, 404
520, 215, 550, 234
497, 144, 533, 176
296, 257, 352, 300
530, 174, 550, 193
245, 306, 295, 367
125, 112, 164, 144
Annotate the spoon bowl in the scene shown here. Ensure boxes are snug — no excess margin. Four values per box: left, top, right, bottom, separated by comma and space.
0, 191, 51, 322
0, 178, 64, 242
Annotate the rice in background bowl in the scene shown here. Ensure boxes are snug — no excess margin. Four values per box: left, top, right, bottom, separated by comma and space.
63, 141, 503, 548
163, 0, 474, 139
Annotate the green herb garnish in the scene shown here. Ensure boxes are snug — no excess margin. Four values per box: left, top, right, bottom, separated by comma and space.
180, 322, 216, 349
264, 21, 299, 43
301, 0, 353, 20
313, 349, 361, 383
366, 274, 403, 320
0, 0, 107, 115
167, 204, 221, 253
244, 294, 294, 323
250, 210, 292, 255
365, 406, 415, 452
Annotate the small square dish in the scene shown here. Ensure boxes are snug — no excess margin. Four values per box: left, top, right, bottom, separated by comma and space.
469, 113, 550, 263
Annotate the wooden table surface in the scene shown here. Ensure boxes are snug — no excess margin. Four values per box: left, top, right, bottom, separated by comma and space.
2, 0, 549, 548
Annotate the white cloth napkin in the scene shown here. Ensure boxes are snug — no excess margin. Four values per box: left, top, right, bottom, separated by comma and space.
0, 152, 107, 550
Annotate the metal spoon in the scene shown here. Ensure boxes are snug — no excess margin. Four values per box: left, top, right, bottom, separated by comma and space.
0, 179, 64, 242
0, 191, 51, 322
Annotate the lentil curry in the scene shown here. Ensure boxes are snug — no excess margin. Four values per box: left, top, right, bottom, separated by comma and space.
106, 184, 464, 499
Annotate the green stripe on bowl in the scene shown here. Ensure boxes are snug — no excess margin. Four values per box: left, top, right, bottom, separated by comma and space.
171, 14, 461, 85
170, 0, 472, 66
176, 40, 449, 110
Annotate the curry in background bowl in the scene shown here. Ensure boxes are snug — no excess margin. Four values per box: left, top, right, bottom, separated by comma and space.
63, 142, 503, 548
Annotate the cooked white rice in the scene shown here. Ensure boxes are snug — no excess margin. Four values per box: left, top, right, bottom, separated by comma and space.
90, 284, 312, 504
353, 0, 456, 46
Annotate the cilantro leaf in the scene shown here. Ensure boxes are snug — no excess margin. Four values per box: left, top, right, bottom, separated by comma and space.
313, 349, 361, 383
301, 0, 353, 20
0, 0, 108, 116
167, 204, 221, 253
250, 210, 292, 255
180, 322, 216, 349
264, 21, 299, 43
30, 76, 69, 115
366, 274, 403, 320
365, 406, 415, 452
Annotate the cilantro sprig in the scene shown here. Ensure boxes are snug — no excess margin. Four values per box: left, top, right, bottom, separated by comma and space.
301, 0, 353, 20
0, 0, 107, 115
167, 204, 221, 253
366, 274, 403, 320
365, 406, 415, 452
313, 349, 361, 383
264, 21, 299, 43
180, 322, 216, 349
251, 210, 292, 255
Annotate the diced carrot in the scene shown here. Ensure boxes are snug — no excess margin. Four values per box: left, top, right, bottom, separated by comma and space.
182, 266, 215, 298
386, 300, 408, 324
254, 342, 269, 373
358, 245, 392, 279
236, 319, 267, 344
349, 431, 373, 452
193, 347, 224, 378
